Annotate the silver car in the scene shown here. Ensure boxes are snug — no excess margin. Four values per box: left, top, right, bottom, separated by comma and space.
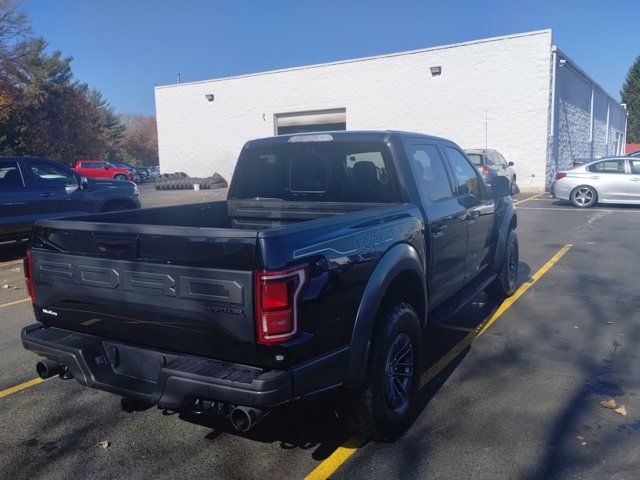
464, 149, 517, 194
551, 157, 640, 207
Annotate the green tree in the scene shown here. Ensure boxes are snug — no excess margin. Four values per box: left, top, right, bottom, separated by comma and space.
0, 1, 125, 163
621, 56, 640, 143
0, 37, 125, 163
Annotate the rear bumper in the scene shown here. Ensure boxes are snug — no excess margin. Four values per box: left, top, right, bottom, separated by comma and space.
21, 324, 293, 409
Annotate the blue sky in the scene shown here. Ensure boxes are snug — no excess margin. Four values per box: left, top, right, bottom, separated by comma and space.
23, 0, 639, 115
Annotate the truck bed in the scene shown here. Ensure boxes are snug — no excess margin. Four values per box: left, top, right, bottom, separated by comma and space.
29, 199, 405, 366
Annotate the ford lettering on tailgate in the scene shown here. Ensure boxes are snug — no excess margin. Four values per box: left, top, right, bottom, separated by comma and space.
34, 260, 245, 304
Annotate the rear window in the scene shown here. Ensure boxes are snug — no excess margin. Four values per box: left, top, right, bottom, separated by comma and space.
587, 160, 625, 173
466, 154, 484, 167
231, 141, 401, 203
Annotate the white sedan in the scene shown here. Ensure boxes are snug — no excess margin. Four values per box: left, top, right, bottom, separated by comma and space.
551, 157, 640, 207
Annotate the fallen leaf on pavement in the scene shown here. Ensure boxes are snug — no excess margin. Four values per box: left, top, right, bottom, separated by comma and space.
613, 406, 628, 416
1, 284, 9, 289
600, 399, 617, 409
96, 441, 110, 449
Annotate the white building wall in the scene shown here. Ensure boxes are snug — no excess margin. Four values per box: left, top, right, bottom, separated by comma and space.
156, 30, 553, 191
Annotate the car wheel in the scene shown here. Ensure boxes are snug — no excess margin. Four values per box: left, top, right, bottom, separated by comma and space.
509, 177, 516, 195
570, 185, 597, 208
341, 301, 422, 440
114, 174, 127, 181
487, 228, 518, 298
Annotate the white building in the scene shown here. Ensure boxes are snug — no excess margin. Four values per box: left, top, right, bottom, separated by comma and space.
155, 29, 626, 192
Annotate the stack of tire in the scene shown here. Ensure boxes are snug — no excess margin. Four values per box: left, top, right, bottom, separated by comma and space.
155, 172, 228, 190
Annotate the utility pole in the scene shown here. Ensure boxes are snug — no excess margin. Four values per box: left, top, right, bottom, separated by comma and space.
485, 108, 488, 150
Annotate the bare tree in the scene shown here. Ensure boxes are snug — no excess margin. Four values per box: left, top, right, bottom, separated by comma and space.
0, 0, 32, 115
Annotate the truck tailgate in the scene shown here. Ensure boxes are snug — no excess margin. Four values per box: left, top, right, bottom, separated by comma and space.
29, 221, 260, 364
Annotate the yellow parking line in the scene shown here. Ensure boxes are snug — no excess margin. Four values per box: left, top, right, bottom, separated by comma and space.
514, 193, 544, 205
0, 297, 30, 309
305, 243, 573, 479
477, 243, 572, 336
0, 377, 45, 399
305, 437, 365, 480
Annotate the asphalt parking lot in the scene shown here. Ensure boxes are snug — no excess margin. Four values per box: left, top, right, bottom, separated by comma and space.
1, 192, 639, 479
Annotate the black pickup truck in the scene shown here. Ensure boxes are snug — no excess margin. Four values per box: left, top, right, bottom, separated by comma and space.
0, 156, 140, 245
21, 131, 518, 439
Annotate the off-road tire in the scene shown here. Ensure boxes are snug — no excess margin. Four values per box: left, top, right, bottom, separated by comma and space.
487, 228, 518, 298
341, 301, 422, 440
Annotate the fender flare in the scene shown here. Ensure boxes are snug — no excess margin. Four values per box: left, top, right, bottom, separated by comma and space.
344, 243, 427, 387
491, 201, 517, 270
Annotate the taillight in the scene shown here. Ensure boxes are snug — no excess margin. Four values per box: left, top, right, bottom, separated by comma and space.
254, 265, 307, 345
554, 172, 567, 181
23, 249, 35, 304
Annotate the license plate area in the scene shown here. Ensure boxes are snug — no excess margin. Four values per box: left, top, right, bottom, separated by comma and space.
103, 341, 175, 383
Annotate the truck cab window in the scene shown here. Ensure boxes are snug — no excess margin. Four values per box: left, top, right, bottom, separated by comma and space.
232, 142, 401, 203
444, 147, 482, 198
409, 145, 453, 202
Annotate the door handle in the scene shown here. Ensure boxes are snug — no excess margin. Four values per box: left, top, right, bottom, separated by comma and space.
466, 209, 480, 220
590, 176, 600, 179
431, 225, 448, 238
39, 192, 54, 197
632, 178, 640, 182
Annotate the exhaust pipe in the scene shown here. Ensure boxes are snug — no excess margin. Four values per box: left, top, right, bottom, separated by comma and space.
35, 359, 63, 379
230, 406, 266, 432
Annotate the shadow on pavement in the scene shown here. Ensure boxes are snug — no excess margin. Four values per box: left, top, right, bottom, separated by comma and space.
179, 262, 534, 461
0, 243, 27, 262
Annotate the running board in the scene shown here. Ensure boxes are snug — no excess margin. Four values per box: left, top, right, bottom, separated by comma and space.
429, 272, 497, 326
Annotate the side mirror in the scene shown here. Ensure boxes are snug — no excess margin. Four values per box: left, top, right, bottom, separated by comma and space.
491, 176, 510, 199
80, 176, 89, 189
508, 161, 514, 167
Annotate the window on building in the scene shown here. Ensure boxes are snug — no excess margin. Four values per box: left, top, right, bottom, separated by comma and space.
275, 109, 346, 135
408, 145, 453, 202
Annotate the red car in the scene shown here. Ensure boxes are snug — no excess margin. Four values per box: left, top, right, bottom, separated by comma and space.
73, 160, 133, 181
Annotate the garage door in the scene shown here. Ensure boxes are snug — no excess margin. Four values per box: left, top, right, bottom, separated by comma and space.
275, 108, 346, 135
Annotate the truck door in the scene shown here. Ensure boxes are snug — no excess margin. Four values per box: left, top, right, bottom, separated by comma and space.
24, 159, 90, 216
443, 146, 494, 281
407, 143, 467, 307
